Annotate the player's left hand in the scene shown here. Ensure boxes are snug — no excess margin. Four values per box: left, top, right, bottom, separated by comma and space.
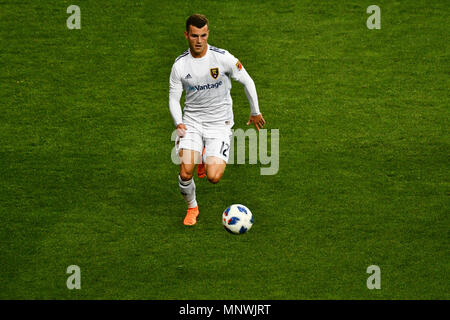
247, 113, 266, 131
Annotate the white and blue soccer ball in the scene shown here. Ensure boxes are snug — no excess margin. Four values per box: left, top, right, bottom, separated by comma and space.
222, 204, 253, 234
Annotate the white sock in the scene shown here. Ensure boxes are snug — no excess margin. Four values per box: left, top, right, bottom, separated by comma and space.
178, 175, 197, 208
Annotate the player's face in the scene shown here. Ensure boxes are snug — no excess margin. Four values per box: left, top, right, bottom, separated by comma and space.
184, 25, 209, 58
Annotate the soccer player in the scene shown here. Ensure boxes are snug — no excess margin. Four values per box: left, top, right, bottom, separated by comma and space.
169, 14, 265, 226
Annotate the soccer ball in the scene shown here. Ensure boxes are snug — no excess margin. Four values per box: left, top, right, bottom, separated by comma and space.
222, 204, 253, 234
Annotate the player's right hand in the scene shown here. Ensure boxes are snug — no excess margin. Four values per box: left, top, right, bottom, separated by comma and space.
176, 123, 187, 137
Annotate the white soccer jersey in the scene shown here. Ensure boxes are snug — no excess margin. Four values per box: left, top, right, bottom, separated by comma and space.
169, 44, 260, 128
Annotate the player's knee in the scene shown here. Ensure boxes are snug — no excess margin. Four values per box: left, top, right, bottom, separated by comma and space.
208, 176, 221, 184
207, 173, 222, 184
179, 170, 193, 181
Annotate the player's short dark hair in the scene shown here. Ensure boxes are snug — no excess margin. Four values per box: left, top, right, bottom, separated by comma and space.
186, 14, 209, 32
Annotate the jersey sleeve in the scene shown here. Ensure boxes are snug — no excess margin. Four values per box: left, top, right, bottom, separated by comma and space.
223, 51, 245, 82
223, 52, 261, 116
168, 63, 183, 126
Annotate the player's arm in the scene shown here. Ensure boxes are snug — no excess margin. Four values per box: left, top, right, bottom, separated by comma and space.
169, 64, 187, 137
228, 57, 266, 130
239, 69, 266, 131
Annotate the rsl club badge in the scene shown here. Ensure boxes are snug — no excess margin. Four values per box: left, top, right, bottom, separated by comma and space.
210, 67, 219, 79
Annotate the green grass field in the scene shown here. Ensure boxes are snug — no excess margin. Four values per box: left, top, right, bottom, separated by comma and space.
1, 0, 448, 299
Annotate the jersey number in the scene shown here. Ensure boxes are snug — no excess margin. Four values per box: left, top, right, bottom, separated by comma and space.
220, 141, 230, 158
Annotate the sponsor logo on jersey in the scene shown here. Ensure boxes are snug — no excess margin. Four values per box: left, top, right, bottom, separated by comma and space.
236, 60, 243, 71
187, 80, 223, 92
210, 67, 219, 79
185, 73, 192, 79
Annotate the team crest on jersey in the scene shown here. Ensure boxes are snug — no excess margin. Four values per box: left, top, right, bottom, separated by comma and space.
210, 67, 219, 79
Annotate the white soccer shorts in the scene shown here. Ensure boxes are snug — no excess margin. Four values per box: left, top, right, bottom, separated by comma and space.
175, 122, 233, 163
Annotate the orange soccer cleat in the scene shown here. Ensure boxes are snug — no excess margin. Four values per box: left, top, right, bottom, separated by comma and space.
183, 206, 199, 226
197, 147, 206, 178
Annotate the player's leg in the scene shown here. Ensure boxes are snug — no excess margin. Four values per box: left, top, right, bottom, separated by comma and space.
176, 128, 203, 225
179, 149, 200, 225
179, 148, 199, 182
204, 157, 226, 184
196, 147, 206, 178
179, 149, 199, 210
204, 131, 231, 184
